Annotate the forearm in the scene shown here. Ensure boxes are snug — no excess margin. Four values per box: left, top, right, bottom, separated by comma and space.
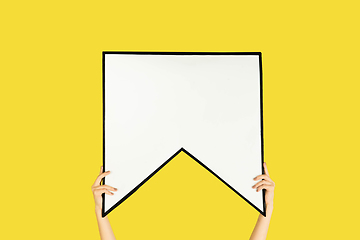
95, 207, 117, 240
249, 204, 273, 240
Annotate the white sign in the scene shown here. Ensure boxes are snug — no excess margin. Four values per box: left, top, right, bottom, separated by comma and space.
103, 52, 265, 217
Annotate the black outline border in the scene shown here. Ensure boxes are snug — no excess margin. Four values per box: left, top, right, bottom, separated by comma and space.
102, 51, 265, 217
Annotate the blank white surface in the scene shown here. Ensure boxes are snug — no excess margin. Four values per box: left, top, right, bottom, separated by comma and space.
104, 54, 264, 214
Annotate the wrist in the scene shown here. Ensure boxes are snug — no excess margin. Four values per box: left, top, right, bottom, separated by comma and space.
266, 204, 274, 215
266, 203, 274, 209
95, 206, 102, 215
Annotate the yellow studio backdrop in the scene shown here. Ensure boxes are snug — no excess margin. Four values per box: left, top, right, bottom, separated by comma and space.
0, 1, 359, 239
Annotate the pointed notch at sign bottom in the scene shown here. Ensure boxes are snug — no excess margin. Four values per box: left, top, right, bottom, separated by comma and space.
102, 147, 266, 218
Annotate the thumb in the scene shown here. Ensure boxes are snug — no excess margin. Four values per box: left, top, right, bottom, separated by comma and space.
264, 162, 269, 176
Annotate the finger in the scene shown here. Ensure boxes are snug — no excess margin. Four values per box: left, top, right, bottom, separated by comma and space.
264, 162, 269, 176
253, 174, 273, 183
94, 188, 114, 196
94, 171, 111, 186
253, 181, 272, 190
93, 185, 117, 192
252, 180, 272, 189
94, 187, 117, 194
257, 184, 274, 192
99, 166, 103, 174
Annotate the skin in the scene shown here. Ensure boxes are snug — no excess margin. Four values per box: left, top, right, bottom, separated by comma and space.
249, 162, 275, 240
92, 166, 117, 240
92, 163, 275, 240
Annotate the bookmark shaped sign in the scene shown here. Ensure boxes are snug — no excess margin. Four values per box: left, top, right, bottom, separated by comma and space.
102, 52, 265, 217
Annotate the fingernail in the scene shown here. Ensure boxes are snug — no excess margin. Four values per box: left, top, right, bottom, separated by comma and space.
114, 188, 117, 191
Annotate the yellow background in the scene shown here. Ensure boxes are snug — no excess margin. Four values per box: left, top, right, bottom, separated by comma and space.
1, 0, 359, 239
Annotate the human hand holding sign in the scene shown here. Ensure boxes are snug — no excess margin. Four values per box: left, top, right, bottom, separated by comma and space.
92, 166, 117, 211
92, 166, 117, 240
249, 162, 275, 240
252, 162, 275, 208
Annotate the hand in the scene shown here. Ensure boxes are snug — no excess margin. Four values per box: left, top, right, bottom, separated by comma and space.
91, 166, 117, 211
252, 162, 275, 208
